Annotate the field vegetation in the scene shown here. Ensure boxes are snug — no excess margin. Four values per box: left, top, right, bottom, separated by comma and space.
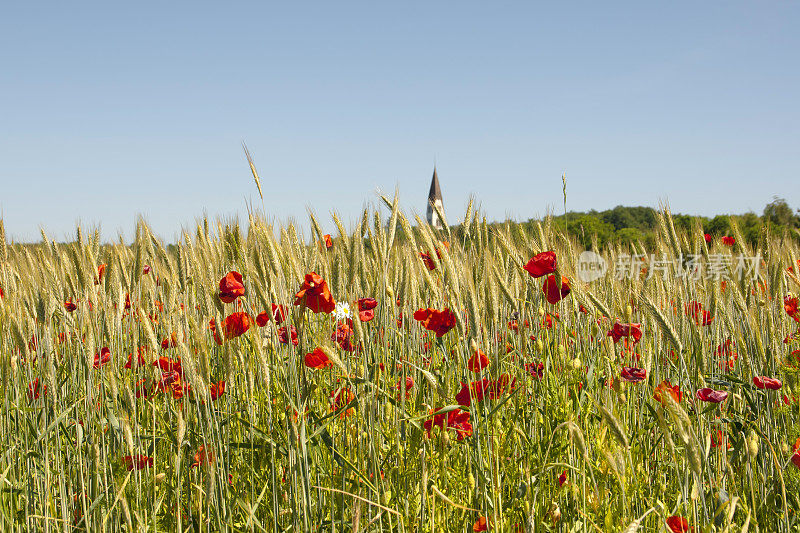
0, 194, 799, 532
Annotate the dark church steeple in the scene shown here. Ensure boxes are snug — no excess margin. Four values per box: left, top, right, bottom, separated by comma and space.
426, 166, 444, 229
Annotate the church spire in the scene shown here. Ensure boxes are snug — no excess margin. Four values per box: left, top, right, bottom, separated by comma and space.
426, 166, 444, 229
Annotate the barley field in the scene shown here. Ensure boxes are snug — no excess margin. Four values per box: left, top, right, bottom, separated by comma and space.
0, 197, 798, 532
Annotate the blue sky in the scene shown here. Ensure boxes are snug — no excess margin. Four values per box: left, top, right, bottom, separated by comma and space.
1, 1, 798, 242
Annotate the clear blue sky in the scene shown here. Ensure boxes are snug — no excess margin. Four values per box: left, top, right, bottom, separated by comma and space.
1, 1, 798, 243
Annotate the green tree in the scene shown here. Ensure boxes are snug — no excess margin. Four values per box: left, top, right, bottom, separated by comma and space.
566, 214, 614, 249
705, 215, 730, 236
763, 196, 797, 227
615, 227, 644, 246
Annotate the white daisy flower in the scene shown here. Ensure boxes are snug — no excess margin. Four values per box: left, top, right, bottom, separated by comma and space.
334, 301, 352, 321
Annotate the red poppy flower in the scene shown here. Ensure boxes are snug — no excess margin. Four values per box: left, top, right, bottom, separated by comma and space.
666, 516, 690, 533
162, 372, 192, 400
124, 350, 147, 369
715, 339, 738, 371
331, 387, 355, 416
753, 376, 782, 390
143, 265, 152, 274
685, 301, 713, 326
396, 376, 414, 399
208, 319, 222, 344
696, 388, 728, 403
467, 349, 490, 372
710, 429, 730, 449
721, 236, 735, 246
135, 378, 149, 399
357, 298, 378, 322
122, 455, 153, 471
153, 356, 183, 376
0, 286, 4, 298
155, 370, 183, 396
93, 347, 111, 369
419, 248, 443, 270
160, 332, 178, 349
495, 373, 516, 396
558, 470, 567, 486
209, 381, 226, 401
294, 272, 336, 314
542, 275, 571, 305
272, 304, 287, 324
620, 366, 646, 383
473, 517, 488, 532
218, 271, 245, 303
323, 234, 333, 249
64, 299, 77, 312
304, 348, 333, 369
413, 307, 456, 337
257, 304, 287, 326
790, 451, 800, 470
703, 233, 712, 243
456, 380, 488, 406
523, 250, 557, 278
455, 377, 513, 406
27, 379, 46, 401
191, 445, 214, 468
423, 407, 473, 440
332, 321, 357, 352
785, 296, 799, 322
525, 361, 544, 379
220, 312, 252, 342
607, 322, 643, 344
653, 380, 681, 404
94, 264, 106, 285
277, 325, 299, 346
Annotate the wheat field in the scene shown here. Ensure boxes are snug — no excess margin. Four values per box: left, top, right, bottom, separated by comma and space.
0, 196, 798, 532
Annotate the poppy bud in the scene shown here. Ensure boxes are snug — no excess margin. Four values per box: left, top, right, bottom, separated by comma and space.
625, 305, 633, 320
469, 338, 478, 353
782, 442, 790, 455
468, 473, 476, 491
381, 490, 391, 506
535, 339, 544, 353
538, 306, 545, 318
549, 502, 561, 523
558, 345, 566, 360
154, 473, 166, 484
385, 284, 394, 299
571, 358, 583, 370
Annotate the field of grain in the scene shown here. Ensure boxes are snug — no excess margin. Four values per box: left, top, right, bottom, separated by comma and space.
0, 199, 798, 532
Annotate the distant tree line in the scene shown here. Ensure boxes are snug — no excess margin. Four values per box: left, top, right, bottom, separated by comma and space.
513, 196, 800, 250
